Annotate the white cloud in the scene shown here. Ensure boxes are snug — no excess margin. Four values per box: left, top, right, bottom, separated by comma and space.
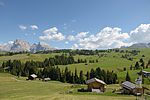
130, 24, 150, 43
39, 27, 65, 41
19, 25, 27, 30
30, 25, 38, 30
65, 41, 69, 44
76, 32, 89, 38
68, 35, 76, 41
8, 41, 14, 44
71, 44, 78, 49
68, 32, 89, 41
72, 27, 131, 49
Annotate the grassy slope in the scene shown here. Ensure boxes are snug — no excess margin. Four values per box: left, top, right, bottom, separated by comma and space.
0, 73, 137, 100
58, 48, 150, 73
117, 69, 150, 84
0, 48, 150, 81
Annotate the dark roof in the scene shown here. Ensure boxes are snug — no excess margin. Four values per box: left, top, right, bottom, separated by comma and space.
120, 81, 136, 90
86, 78, 106, 85
137, 71, 150, 75
141, 71, 150, 75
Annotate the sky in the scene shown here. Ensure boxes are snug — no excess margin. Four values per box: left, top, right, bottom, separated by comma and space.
0, 0, 150, 49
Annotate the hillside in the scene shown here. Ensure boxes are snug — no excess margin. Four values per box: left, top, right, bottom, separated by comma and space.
0, 48, 150, 83
0, 48, 150, 99
0, 48, 150, 71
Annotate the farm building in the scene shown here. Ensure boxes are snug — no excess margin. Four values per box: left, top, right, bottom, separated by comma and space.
120, 81, 149, 95
28, 74, 37, 80
42, 78, 51, 82
137, 71, 150, 78
86, 78, 106, 93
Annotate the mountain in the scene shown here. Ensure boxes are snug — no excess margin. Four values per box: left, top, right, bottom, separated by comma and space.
10, 39, 31, 52
0, 44, 12, 52
30, 41, 56, 53
121, 43, 150, 49
0, 39, 55, 53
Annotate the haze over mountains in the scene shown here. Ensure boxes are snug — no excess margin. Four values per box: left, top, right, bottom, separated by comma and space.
0, 39, 55, 53
121, 43, 150, 49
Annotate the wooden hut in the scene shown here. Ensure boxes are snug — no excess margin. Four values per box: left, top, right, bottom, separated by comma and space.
28, 74, 37, 80
86, 78, 106, 93
120, 81, 149, 95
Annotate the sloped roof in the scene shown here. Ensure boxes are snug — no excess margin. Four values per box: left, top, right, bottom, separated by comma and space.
141, 71, 150, 75
30, 74, 37, 78
86, 78, 106, 85
120, 81, 136, 90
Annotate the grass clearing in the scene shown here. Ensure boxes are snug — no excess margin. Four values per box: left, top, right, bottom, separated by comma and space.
0, 73, 144, 100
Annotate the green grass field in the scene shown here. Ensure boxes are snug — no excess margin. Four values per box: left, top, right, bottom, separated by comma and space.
0, 49, 150, 80
0, 49, 150, 72
0, 73, 141, 100
0, 49, 150, 100
117, 69, 150, 84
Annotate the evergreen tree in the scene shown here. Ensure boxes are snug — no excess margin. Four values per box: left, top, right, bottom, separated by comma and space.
61, 70, 66, 83
139, 58, 144, 63
135, 62, 140, 69
102, 69, 107, 83
95, 67, 102, 79
141, 62, 145, 69
148, 59, 150, 65
78, 59, 80, 63
126, 71, 131, 82
74, 68, 78, 83
84, 59, 87, 63
96, 59, 98, 63
90, 68, 96, 78
79, 70, 84, 84
71, 72, 75, 84
86, 71, 90, 80
130, 65, 133, 70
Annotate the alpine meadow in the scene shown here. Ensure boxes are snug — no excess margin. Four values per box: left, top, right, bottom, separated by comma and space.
0, 0, 150, 100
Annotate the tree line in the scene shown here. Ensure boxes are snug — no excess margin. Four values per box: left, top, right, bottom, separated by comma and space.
1, 59, 118, 84
36, 49, 108, 56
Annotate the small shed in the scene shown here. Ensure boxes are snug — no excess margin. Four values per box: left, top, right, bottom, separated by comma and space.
137, 71, 150, 78
86, 78, 106, 93
42, 78, 51, 82
29, 74, 37, 80
120, 81, 149, 95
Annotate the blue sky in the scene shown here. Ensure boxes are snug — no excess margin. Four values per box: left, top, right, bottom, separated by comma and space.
0, 0, 150, 49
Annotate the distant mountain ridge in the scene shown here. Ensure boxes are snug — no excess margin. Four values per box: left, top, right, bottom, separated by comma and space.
121, 43, 150, 49
0, 39, 56, 53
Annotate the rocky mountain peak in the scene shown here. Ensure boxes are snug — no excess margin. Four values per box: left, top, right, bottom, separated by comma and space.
11, 39, 31, 52
0, 39, 55, 53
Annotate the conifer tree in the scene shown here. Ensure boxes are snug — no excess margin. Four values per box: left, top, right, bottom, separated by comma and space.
74, 68, 78, 83
86, 71, 90, 80
141, 62, 145, 69
79, 70, 84, 84
90, 68, 96, 78
71, 72, 75, 84
126, 71, 131, 82
135, 62, 140, 69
